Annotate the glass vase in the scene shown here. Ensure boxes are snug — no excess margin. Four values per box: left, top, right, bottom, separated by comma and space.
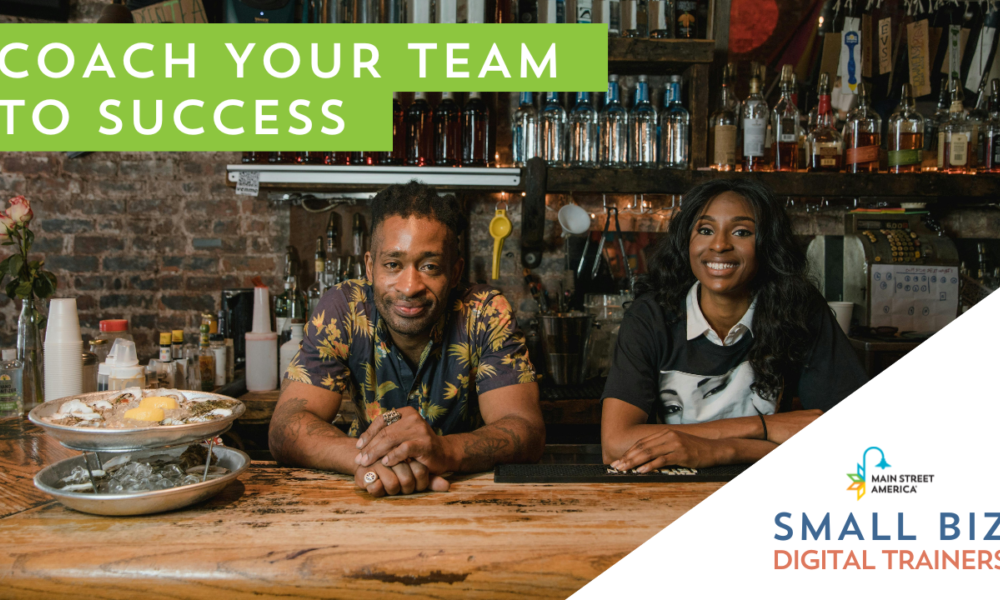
17, 299, 44, 413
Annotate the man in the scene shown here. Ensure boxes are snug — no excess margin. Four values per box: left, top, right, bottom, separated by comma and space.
270, 181, 545, 497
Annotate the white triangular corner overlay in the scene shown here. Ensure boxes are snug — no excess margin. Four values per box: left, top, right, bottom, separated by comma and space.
573, 291, 1000, 599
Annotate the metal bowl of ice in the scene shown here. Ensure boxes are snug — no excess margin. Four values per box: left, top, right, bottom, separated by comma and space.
33, 444, 250, 516
28, 389, 245, 452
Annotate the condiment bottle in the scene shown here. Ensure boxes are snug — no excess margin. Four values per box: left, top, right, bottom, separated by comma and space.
159, 332, 172, 362
210, 334, 226, 388
279, 321, 305, 379
245, 285, 278, 392
198, 323, 216, 392
0, 349, 23, 418
106, 339, 146, 391
171, 330, 184, 360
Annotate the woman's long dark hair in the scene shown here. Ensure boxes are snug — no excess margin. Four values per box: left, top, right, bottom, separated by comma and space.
635, 178, 824, 402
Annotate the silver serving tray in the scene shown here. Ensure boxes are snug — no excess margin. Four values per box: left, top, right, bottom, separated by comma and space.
34, 445, 249, 516
27, 390, 245, 452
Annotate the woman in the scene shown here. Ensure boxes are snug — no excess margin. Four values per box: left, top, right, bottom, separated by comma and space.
601, 178, 867, 471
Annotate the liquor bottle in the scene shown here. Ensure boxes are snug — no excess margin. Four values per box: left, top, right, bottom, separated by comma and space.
325, 152, 349, 166
461, 91, 490, 167
512, 92, 539, 167
540, 92, 568, 167
599, 75, 629, 167
660, 75, 690, 169
741, 63, 770, 172
198, 322, 216, 392
708, 64, 738, 171
270, 151, 297, 164
941, 79, 972, 174
386, 93, 405, 165
772, 65, 801, 171
888, 83, 924, 174
675, 0, 699, 38
967, 77, 990, 171
324, 212, 340, 288
648, 0, 672, 38
926, 77, 951, 171
843, 82, 881, 173
433, 92, 461, 166
620, 0, 641, 37
405, 92, 433, 166
307, 237, 326, 316
982, 80, 1000, 173
630, 75, 657, 167
807, 72, 843, 172
297, 152, 327, 165
568, 92, 598, 167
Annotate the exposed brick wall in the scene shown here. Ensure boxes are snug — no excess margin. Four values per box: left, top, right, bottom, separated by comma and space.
0, 152, 288, 360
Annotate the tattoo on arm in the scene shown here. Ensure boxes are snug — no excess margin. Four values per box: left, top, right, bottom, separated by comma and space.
456, 415, 536, 473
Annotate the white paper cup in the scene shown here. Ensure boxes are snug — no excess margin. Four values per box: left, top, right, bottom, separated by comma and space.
558, 203, 591, 235
828, 301, 854, 335
45, 298, 82, 344
44, 342, 83, 401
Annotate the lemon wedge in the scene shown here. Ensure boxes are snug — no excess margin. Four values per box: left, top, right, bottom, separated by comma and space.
139, 396, 178, 410
123, 406, 165, 422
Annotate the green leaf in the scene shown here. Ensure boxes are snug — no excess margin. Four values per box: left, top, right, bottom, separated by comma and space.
42, 270, 56, 291
0, 256, 10, 275
24, 228, 34, 246
36, 316, 46, 331
1, 241, 12, 246
8, 254, 22, 278
32, 276, 52, 299
28, 260, 40, 271
4, 279, 17, 300
15, 280, 31, 299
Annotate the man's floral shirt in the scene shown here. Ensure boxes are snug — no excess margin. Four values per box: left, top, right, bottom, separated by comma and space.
286, 279, 536, 437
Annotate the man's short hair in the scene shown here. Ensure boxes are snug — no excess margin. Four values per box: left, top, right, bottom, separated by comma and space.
369, 181, 468, 256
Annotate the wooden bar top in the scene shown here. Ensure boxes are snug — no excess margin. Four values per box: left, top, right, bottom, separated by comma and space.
0, 417, 720, 598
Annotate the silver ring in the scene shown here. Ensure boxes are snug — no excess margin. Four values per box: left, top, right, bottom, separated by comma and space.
383, 409, 401, 426
364, 471, 378, 484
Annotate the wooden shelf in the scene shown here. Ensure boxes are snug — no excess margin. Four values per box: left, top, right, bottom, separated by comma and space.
545, 168, 1000, 199
608, 38, 714, 71
226, 164, 521, 193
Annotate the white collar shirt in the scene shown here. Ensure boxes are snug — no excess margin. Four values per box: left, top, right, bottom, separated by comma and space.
685, 282, 756, 347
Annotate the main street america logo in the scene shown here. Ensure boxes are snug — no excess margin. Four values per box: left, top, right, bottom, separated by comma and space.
846, 446, 890, 500
846, 446, 935, 500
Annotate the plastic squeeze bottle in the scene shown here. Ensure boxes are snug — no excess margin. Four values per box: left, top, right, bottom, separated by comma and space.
279, 322, 305, 380
245, 284, 278, 391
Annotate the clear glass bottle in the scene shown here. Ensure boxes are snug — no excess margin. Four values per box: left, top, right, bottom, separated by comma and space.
648, 0, 672, 38
807, 73, 843, 172
888, 83, 924, 174
540, 92, 568, 167
630, 75, 657, 167
568, 92, 599, 167
660, 75, 690, 169
742, 63, 770, 171
433, 91, 461, 166
198, 323, 216, 392
0, 349, 23, 418
772, 64, 801, 171
941, 78, 972, 174
619, 0, 642, 37
171, 329, 184, 360
307, 236, 326, 316
708, 63, 738, 170
405, 92, 433, 166
926, 77, 951, 172
461, 91, 490, 167
375, 92, 404, 165
983, 80, 1000, 173
967, 77, 990, 171
512, 92, 539, 167
324, 212, 340, 287
843, 82, 882, 173
599, 75, 629, 167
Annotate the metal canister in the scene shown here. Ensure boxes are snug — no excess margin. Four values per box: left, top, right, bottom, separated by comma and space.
539, 314, 594, 385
